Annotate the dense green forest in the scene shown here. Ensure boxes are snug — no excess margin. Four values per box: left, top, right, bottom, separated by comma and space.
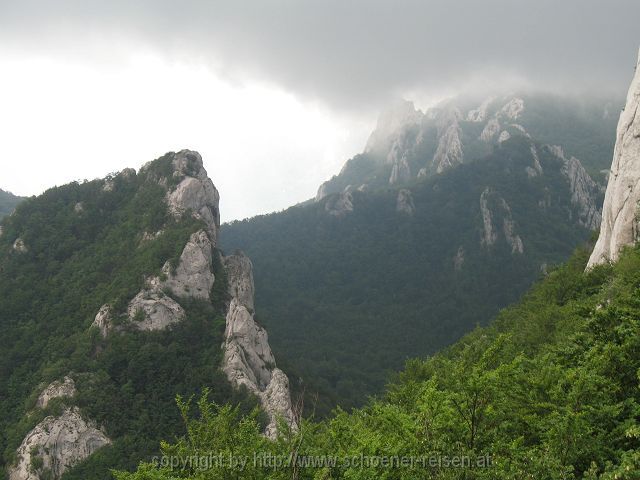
222, 136, 600, 412
0, 158, 259, 480
118, 240, 640, 479
0, 189, 24, 219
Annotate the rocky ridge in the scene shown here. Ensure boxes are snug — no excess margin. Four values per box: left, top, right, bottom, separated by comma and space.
315, 95, 532, 200
10, 150, 295, 478
222, 253, 296, 438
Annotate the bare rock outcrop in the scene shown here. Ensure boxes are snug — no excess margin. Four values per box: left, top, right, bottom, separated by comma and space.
498, 131, 511, 143
92, 304, 113, 338
480, 188, 524, 254
587, 49, 640, 268
546, 145, 602, 230
453, 246, 465, 271
222, 252, 296, 438
500, 97, 525, 120
164, 150, 220, 244
13, 238, 27, 253
480, 118, 501, 142
120, 150, 220, 332
325, 192, 354, 217
36, 377, 76, 409
526, 146, 544, 178
127, 289, 185, 331
388, 146, 412, 185
315, 182, 330, 202
10, 408, 110, 480
432, 121, 463, 173
467, 96, 496, 122
159, 230, 214, 300
10, 379, 109, 480
224, 254, 255, 312
365, 100, 423, 155
396, 189, 415, 215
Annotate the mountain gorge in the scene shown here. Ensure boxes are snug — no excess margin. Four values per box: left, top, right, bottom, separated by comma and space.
0, 151, 294, 479
222, 93, 616, 411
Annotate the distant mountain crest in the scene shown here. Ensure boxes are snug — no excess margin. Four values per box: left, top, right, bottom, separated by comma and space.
315, 92, 619, 201
0, 189, 24, 219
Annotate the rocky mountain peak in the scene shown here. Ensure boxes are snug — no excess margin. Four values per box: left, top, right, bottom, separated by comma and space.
364, 100, 423, 155
164, 150, 221, 244
587, 48, 640, 268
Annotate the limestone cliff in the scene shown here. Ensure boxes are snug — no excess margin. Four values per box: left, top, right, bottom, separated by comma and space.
222, 253, 296, 438
587, 49, 640, 267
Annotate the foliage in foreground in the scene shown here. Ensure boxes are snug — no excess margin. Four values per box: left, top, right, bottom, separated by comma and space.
119, 245, 640, 479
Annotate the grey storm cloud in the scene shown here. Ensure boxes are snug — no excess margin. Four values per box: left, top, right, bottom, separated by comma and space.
1, 0, 639, 109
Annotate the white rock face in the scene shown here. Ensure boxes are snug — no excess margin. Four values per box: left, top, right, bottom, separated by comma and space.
325, 192, 354, 217
502, 204, 525, 254
396, 189, 415, 215
166, 150, 220, 244
92, 304, 113, 338
587, 50, 640, 268
127, 289, 185, 331
120, 150, 220, 332
562, 157, 602, 230
480, 118, 501, 142
500, 97, 525, 120
365, 100, 423, 155
467, 96, 496, 122
10, 408, 110, 480
527, 146, 544, 177
222, 253, 296, 438
73, 202, 84, 213
315, 182, 330, 202
432, 122, 464, 173
480, 188, 524, 254
453, 246, 465, 271
36, 377, 76, 409
102, 179, 115, 192
480, 189, 498, 247
13, 238, 27, 253
160, 230, 214, 300
224, 254, 255, 312
140, 230, 164, 243
546, 145, 602, 230
498, 131, 511, 143
388, 144, 412, 185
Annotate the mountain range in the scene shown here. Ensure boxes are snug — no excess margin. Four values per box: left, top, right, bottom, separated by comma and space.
0, 153, 294, 479
1, 56, 637, 480
221, 92, 618, 411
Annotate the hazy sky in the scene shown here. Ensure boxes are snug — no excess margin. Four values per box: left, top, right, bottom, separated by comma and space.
1, 1, 638, 220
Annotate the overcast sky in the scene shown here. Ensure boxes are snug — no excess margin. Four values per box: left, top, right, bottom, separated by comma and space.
1, 1, 638, 220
